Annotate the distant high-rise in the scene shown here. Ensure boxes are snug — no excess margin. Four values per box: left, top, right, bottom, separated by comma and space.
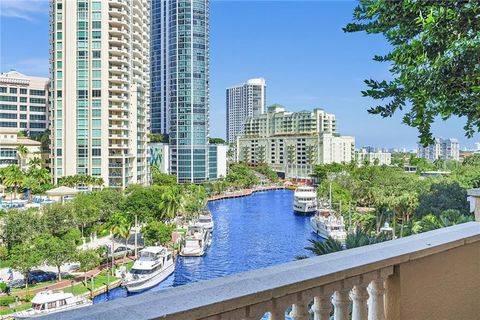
226, 78, 266, 143
50, 0, 150, 188
151, 0, 210, 183
417, 138, 460, 161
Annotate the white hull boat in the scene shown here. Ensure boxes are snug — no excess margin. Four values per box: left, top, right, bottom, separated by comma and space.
180, 225, 211, 257
13, 290, 92, 319
122, 246, 175, 293
293, 186, 317, 214
310, 213, 347, 242
195, 212, 214, 232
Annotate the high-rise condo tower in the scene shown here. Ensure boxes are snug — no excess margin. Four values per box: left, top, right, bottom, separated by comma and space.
50, 0, 150, 188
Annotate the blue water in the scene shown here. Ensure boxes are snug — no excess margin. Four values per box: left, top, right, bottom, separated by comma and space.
94, 189, 318, 317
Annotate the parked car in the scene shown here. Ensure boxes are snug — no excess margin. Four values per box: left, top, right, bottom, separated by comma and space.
101, 245, 133, 259
27, 270, 57, 284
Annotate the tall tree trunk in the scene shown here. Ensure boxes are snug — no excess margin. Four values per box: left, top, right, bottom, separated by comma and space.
57, 265, 62, 281
400, 213, 405, 238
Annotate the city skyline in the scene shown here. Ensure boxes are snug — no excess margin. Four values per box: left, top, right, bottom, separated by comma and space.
1, 0, 479, 149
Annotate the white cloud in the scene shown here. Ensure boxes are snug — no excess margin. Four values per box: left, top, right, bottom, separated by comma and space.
0, 0, 48, 21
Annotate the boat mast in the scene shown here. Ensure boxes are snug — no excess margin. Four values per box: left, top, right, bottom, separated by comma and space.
329, 181, 332, 216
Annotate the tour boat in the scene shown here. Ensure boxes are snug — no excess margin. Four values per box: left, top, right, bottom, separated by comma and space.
195, 212, 214, 232
310, 211, 347, 241
293, 186, 318, 214
122, 246, 175, 293
180, 225, 211, 257
13, 290, 92, 318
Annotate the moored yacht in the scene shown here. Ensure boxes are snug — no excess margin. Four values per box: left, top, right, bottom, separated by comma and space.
13, 290, 92, 319
122, 246, 175, 293
180, 225, 211, 257
195, 212, 214, 232
310, 210, 347, 241
293, 186, 318, 214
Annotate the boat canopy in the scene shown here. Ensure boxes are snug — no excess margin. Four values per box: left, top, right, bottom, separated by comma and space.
140, 246, 166, 255
31, 291, 73, 304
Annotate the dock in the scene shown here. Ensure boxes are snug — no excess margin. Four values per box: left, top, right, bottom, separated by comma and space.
208, 185, 285, 202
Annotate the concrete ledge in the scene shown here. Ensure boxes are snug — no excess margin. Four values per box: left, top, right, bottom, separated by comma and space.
39, 222, 480, 320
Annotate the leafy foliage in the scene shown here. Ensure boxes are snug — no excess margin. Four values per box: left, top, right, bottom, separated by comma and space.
142, 221, 174, 246
209, 137, 226, 144
345, 0, 480, 144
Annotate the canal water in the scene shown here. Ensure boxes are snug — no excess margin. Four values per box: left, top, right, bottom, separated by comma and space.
94, 189, 319, 316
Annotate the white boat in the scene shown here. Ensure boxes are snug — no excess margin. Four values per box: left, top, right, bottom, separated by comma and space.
310, 212, 347, 241
122, 246, 175, 293
195, 212, 214, 232
180, 225, 211, 257
293, 186, 317, 214
13, 290, 92, 319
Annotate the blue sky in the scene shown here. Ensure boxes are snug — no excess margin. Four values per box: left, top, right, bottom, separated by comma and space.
1, 0, 477, 149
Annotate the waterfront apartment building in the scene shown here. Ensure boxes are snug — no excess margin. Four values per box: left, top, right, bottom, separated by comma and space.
49, 0, 150, 188
0, 129, 42, 169
236, 105, 355, 179
151, 0, 210, 183
417, 138, 460, 162
226, 78, 266, 143
0, 71, 49, 137
357, 148, 392, 166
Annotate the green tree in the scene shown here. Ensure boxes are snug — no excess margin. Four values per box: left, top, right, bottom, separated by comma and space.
158, 186, 184, 221
42, 203, 77, 238
9, 242, 42, 289
15, 145, 28, 168
345, 0, 480, 144
148, 133, 166, 143
142, 221, 174, 246
76, 249, 101, 283
151, 168, 177, 186
1, 209, 44, 250
209, 137, 226, 144
416, 181, 469, 218
72, 192, 101, 237
36, 235, 76, 281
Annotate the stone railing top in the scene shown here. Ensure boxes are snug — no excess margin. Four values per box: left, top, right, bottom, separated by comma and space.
467, 188, 480, 197
40, 222, 480, 320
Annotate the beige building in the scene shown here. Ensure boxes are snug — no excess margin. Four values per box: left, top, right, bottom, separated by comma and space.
0, 71, 49, 137
236, 105, 355, 179
0, 129, 42, 169
50, 0, 150, 188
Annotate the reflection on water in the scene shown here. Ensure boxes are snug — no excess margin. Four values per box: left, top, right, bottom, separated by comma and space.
95, 190, 316, 319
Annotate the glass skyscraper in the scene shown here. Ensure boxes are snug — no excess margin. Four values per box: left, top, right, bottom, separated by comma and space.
151, 0, 210, 183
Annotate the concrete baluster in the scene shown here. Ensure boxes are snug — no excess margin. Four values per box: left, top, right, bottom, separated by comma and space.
350, 284, 369, 320
332, 290, 350, 320
368, 279, 386, 320
291, 301, 310, 320
312, 295, 332, 320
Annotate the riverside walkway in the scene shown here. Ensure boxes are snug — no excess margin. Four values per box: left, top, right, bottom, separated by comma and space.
208, 185, 285, 202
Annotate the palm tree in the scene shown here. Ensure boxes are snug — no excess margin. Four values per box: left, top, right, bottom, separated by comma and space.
3, 165, 25, 200
159, 187, 184, 221
106, 212, 130, 267
306, 228, 392, 256
16, 145, 28, 169
305, 237, 343, 256
28, 157, 43, 171
22, 176, 39, 202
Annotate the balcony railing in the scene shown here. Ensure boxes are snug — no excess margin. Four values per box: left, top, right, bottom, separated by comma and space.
40, 221, 480, 320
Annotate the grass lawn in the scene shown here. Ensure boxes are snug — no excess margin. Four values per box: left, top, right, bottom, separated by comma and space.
11, 280, 58, 293
63, 274, 120, 296
0, 297, 31, 316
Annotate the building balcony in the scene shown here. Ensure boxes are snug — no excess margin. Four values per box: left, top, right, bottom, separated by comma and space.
42, 220, 480, 320
108, 7, 129, 18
